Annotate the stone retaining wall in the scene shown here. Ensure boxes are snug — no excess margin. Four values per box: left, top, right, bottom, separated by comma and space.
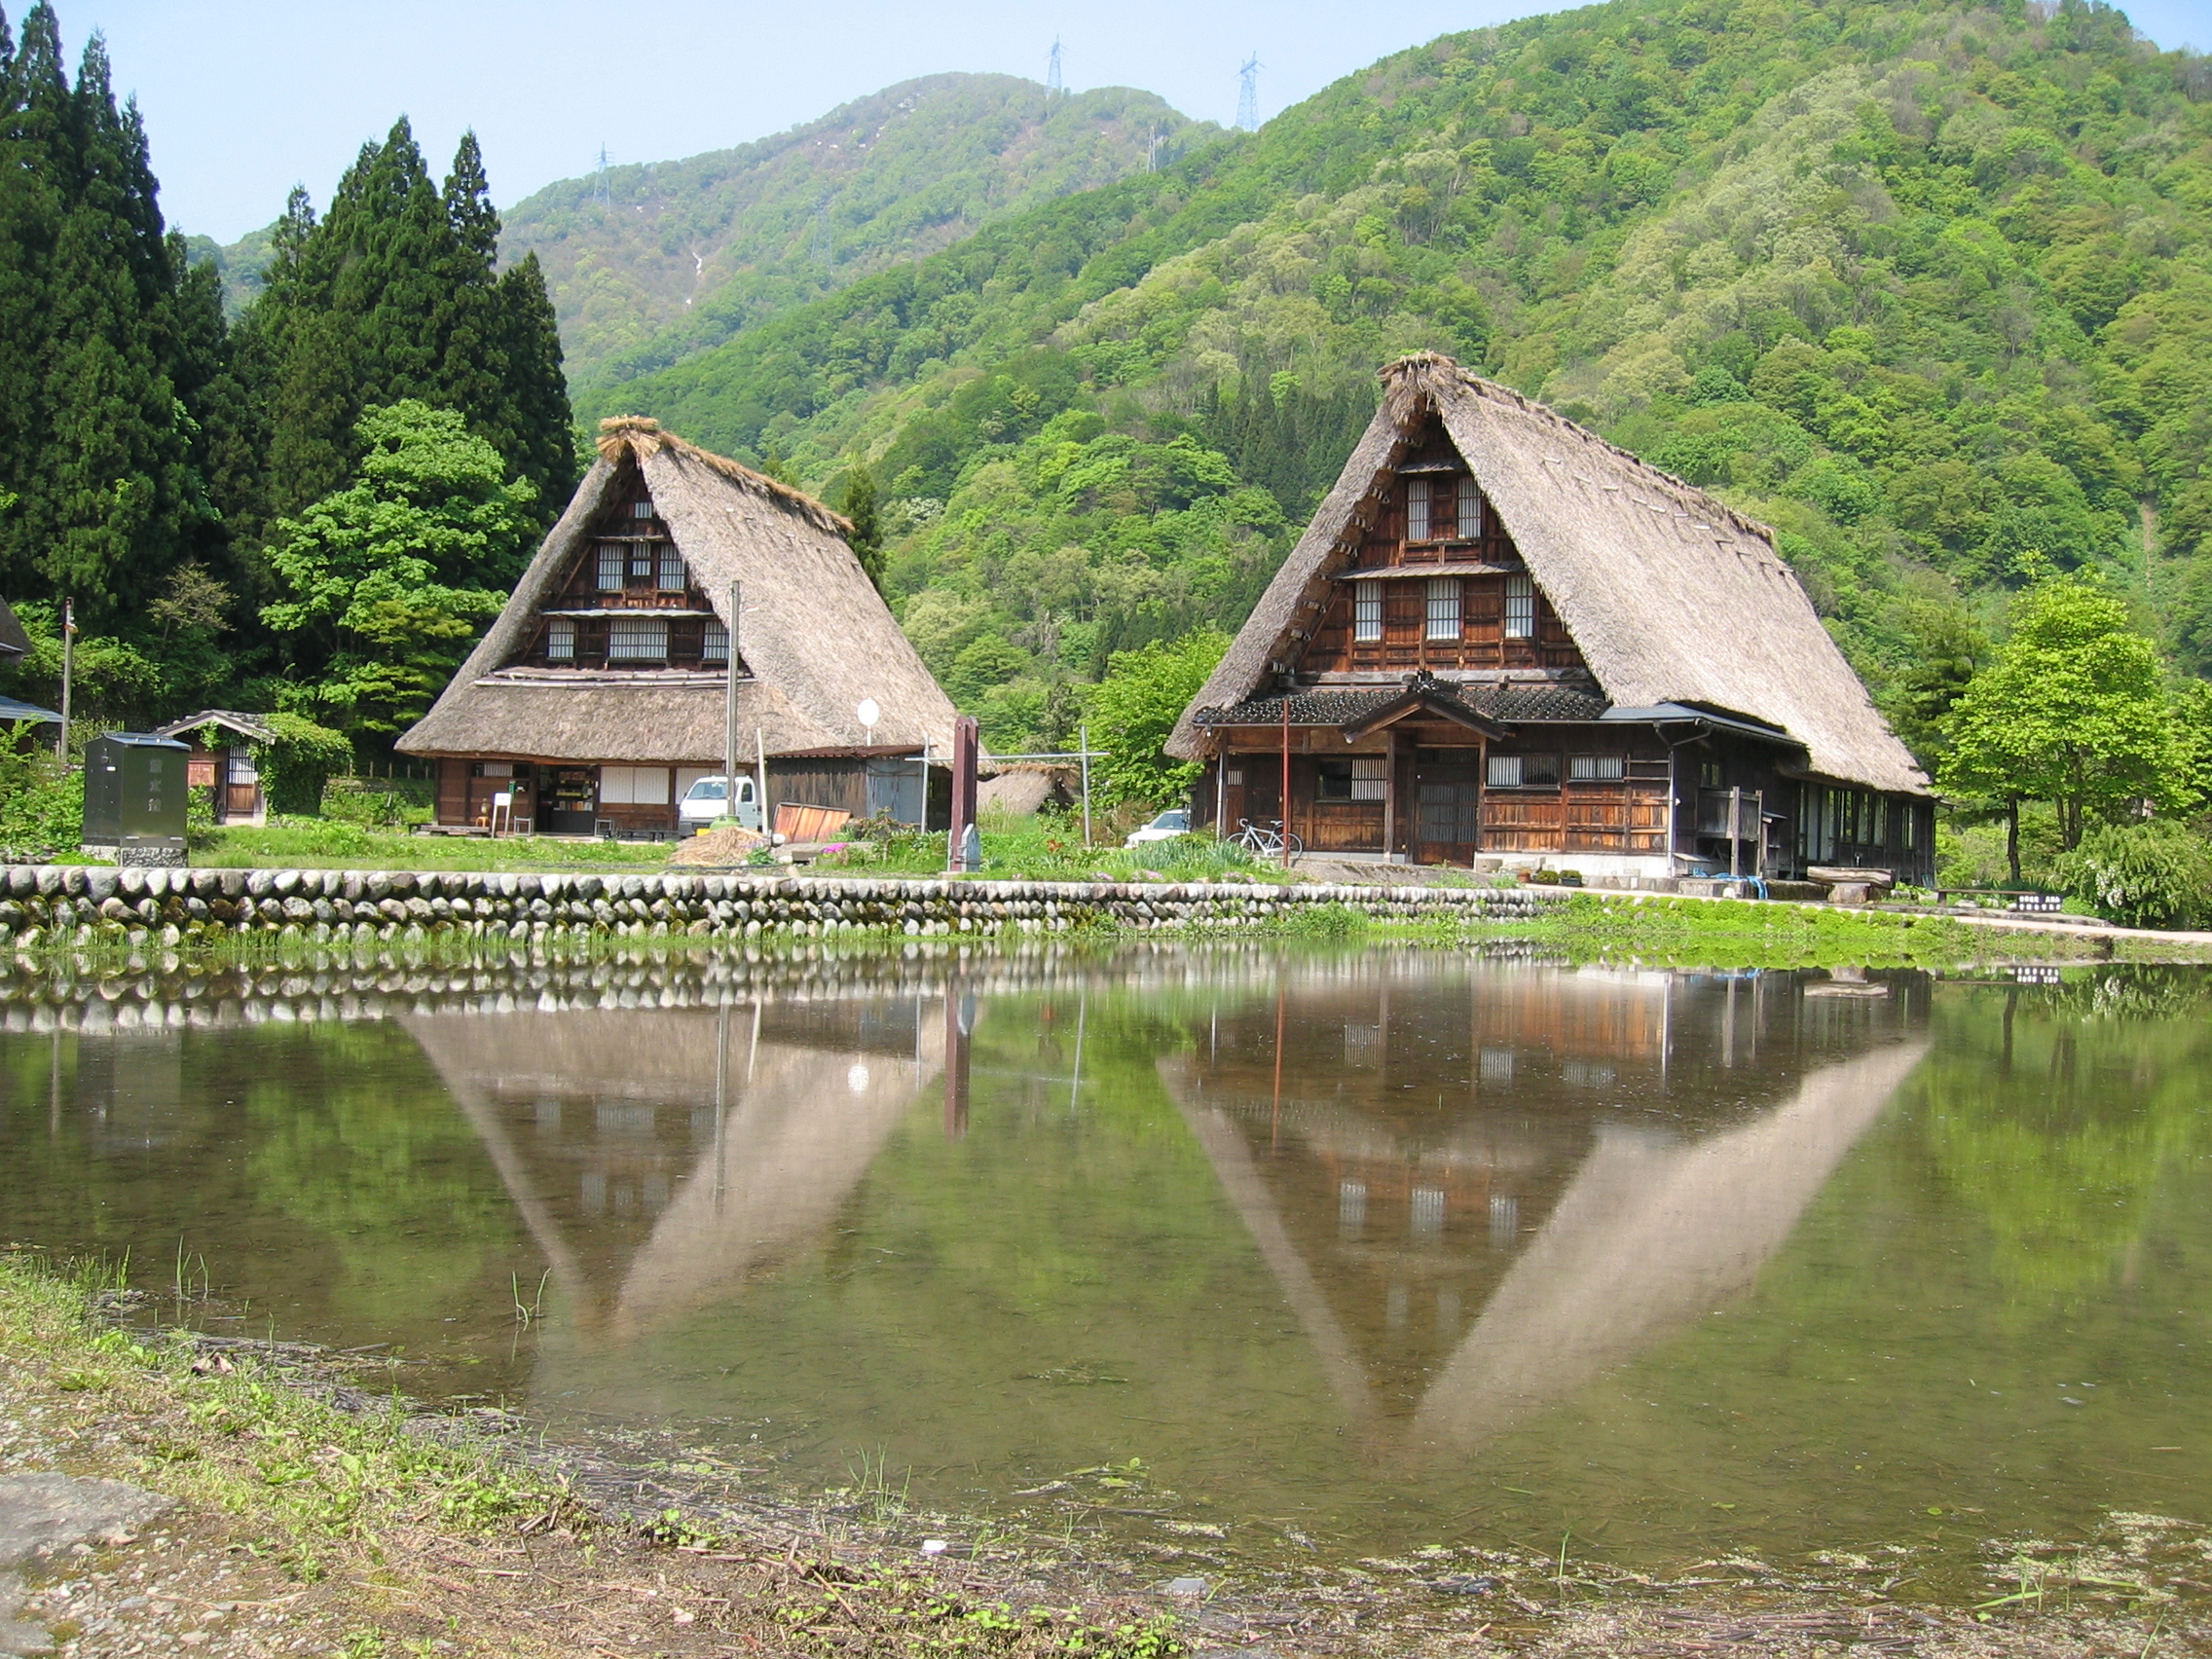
0, 865, 1565, 952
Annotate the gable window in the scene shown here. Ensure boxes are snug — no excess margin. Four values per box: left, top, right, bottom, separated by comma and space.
657, 546, 685, 591
1569, 755, 1625, 782
1425, 577, 1461, 640
1353, 585, 1383, 643
597, 544, 624, 591
1487, 754, 1561, 789
1456, 475, 1483, 539
632, 499, 654, 519
1503, 573, 1535, 639
702, 620, 729, 664
545, 618, 576, 662
629, 546, 655, 581
1406, 480, 1431, 542
608, 615, 669, 662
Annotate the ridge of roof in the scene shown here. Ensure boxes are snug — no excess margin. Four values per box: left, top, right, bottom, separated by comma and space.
596, 417, 853, 539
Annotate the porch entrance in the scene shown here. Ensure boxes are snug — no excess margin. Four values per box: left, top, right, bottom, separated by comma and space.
1413, 749, 1482, 865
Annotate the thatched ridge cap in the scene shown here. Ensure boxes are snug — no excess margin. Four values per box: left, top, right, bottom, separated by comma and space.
1377, 353, 1778, 549
595, 417, 854, 538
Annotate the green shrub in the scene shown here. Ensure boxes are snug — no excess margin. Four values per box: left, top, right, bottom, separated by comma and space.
0, 726, 80, 860
2054, 820, 2212, 930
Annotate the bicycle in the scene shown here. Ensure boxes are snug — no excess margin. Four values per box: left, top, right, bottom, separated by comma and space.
1234, 818, 1303, 858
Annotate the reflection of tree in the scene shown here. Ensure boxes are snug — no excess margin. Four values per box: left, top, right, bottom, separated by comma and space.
241, 1023, 522, 1319
1920, 974, 2212, 1303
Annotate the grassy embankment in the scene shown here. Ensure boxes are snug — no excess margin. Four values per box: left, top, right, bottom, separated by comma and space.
0, 1251, 1189, 1657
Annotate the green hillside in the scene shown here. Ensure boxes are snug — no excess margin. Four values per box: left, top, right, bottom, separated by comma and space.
574, 0, 2212, 761
499, 73, 1215, 397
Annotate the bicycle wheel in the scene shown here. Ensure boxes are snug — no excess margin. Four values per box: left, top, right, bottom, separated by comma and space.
1282, 830, 1304, 855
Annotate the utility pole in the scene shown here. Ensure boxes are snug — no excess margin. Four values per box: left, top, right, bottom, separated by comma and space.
1236, 55, 1263, 132
56, 596, 74, 768
722, 581, 741, 824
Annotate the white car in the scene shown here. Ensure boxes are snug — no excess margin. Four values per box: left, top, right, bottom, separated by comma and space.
678, 774, 763, 837
1124, 807, 1191, 848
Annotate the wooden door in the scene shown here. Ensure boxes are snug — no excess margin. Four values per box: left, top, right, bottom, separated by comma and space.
1413, 750, 1483, 865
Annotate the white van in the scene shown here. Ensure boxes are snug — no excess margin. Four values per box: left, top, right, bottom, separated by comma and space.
677, 774, 763, 837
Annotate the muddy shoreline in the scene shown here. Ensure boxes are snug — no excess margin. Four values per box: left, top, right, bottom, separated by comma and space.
6, 1264, 2202, 1657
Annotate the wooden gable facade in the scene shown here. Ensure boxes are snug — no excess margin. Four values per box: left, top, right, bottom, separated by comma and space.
1171, 356, 1936, 884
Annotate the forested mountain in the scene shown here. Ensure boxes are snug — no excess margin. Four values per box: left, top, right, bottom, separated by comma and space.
573, 0, 2211, 761
500, 74, 1216, 399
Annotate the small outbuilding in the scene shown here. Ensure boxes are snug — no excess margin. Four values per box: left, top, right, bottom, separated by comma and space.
1170, 353, 1936, 883
399, 418, 963, 837
151, 710, 278, 826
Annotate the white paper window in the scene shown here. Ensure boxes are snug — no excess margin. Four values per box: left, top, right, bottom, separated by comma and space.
597, 544, 623, 590
608, 615, 668, 661
1568, 755, 1624, 781
1488, 755, 1523, 789
657, 546, 685, 591
1425, 577, 1461, 640
1349, 756, 1386, 800
1353, 585, 1383, 642
598, 765, 671, 806
702, 620, 728, 663
1406, 480, 1431, 541
546, 618, 576, 661
1504, 573, 1535, 639
632, 499, 653, 519
1457, 475, 1483, 538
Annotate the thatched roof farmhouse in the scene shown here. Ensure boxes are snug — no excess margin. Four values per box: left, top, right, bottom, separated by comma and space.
400, 418, 960, 836
1172, 353, 1935, 883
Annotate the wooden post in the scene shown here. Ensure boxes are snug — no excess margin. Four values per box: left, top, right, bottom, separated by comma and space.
949, 715, 979, 872
1380, 729, 1396, 862
1279, 693, 1292, 869
943, 982, 970, 1139
1729, 787, 1744, 879
1213, 734, 1227, 834
756, 726, 769, 837
1078, 720, 1092, 848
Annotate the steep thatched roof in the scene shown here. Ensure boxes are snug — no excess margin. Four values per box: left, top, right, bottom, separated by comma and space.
400, 418, 959, 765
0, 597, 30, 663
1169, 354, 1930, 796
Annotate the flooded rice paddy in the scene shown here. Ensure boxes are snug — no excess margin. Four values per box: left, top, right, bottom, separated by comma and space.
2, 947, 2207, 1585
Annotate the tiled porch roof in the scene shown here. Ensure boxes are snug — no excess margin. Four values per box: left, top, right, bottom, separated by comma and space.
1196, 682, 1613, 729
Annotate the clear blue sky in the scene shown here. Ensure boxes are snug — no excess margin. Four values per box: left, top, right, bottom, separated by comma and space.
59, 0, 2211, 244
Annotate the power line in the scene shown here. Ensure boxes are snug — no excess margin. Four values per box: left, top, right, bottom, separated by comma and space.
1236, 54, 1263, 131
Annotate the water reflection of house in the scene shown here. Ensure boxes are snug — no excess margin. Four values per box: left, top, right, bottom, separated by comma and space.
1162, 963, 1928, 1436
401, 1000, 939, 1342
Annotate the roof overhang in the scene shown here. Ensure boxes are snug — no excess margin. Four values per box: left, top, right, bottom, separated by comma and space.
1601, 703, 1803, 748
0, 694, 60, 725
